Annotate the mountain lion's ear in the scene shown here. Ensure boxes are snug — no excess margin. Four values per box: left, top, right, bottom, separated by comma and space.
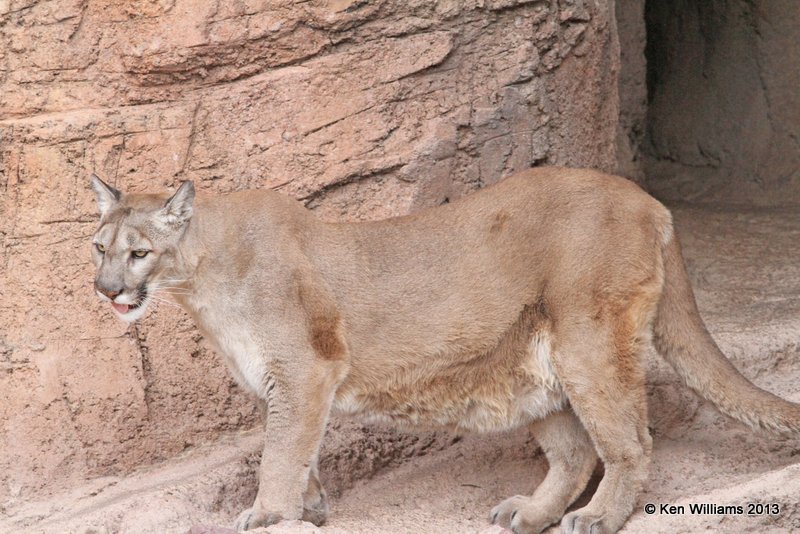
90, 174, 122, 216
159, 180, 195, 227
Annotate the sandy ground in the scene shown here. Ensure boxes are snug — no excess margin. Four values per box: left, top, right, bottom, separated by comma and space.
4, 205, 800, 534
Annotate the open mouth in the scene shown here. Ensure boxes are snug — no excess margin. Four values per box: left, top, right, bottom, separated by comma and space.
111, 290, 147, 315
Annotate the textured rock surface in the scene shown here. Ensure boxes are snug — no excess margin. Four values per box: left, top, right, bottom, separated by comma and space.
644, 0, 800, 205
0, 0, 622, 508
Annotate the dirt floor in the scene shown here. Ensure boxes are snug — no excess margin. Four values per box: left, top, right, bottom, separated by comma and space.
4, 205, 800, 534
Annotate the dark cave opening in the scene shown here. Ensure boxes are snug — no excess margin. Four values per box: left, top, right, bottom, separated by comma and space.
642, 0, 800, 206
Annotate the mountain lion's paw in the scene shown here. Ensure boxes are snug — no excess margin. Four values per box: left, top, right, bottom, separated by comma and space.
233, 507, 283, 532
560, 511, 608, 534
490, 495, 529, 528
301, 495, 328, 526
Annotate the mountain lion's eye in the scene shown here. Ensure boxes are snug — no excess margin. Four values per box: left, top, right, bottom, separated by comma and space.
96, 243, 106, 254
132, 249, 150, 259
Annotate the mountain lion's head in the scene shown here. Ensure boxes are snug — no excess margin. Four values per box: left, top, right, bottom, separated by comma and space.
89, 175, 195, 323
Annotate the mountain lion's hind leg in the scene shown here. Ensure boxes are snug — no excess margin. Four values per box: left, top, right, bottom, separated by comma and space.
490, 409, 598, 534
552, 314, 653, 534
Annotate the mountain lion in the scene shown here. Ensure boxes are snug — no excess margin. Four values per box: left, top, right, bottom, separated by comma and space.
89, 167, 800, 534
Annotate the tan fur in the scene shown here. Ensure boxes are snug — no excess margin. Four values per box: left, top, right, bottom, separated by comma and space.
89, 167, 800, 534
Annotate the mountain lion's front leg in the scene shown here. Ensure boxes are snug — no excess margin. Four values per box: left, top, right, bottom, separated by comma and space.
234, 357, 346, 532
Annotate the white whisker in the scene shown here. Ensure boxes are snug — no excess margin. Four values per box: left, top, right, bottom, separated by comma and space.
150, 285, 192, 293
148, 296, 182, 310
150, 291, 185, 301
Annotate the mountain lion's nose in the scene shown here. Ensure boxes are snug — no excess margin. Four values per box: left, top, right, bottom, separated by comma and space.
95, 282, 122, 300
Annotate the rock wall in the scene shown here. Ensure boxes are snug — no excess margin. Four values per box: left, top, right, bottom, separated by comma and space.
0, 0, 622, 505
644, 0, 800, 206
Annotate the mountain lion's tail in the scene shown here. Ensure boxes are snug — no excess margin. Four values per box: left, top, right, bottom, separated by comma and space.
653, 233, 800, 434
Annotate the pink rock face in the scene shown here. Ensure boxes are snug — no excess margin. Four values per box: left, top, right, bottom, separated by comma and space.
0, 0, 622, 509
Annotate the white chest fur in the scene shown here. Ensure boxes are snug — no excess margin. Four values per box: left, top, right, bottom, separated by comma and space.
190, 302, 269, 397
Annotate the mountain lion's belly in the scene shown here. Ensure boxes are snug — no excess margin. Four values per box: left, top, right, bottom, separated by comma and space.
333, 331, 566, 432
